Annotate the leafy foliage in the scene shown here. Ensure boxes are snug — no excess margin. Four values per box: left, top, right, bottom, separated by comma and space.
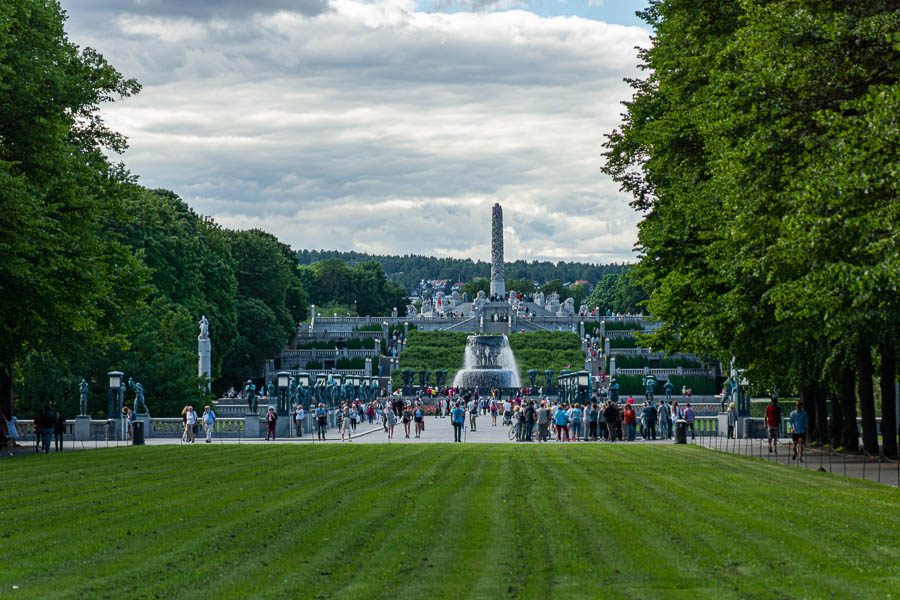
604, 0, 900, 453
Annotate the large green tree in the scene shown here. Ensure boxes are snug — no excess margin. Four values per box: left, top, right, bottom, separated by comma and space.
604, 0, 900, 454
0, 0, 140, 415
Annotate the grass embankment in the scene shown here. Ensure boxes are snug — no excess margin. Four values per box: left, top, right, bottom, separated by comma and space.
2, 446, 898, 599
394, 330, 584, 388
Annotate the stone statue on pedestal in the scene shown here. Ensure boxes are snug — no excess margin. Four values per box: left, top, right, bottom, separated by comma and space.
131, 379, 149, 415
406, 303, 417, 317
559, 297, 575, 316
244, 379, 257, 413
450, 291, 460, 307
79, 379, 89, 416
198, 314, 211, 391
473, 290, 487, 312
534, 290, 545, 307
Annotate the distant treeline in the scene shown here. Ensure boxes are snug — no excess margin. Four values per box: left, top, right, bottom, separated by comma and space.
297, 250, 632, 292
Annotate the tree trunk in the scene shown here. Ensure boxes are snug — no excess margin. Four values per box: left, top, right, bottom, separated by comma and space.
879, 342, 898, 458
856, 344, 878, 454
800, 383, 818, 444
0, 354, 12, 418
814, 385, 828, 446
840, 363, 858, 451
829, 387, 843, 448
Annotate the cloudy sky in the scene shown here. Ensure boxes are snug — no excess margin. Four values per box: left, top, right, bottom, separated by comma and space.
60, 0, 651, 263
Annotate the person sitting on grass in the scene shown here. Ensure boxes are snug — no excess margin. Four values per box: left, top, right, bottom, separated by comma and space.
789, 401, 808, 462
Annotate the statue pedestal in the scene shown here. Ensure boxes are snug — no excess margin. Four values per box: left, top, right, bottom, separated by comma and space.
198, 336, 211, 391
243, 414, 261, 438
74, 415, 92, 441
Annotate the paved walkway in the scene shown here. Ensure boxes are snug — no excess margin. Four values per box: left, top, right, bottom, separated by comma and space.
7, 421, 897, 488
692, 434, 900, 488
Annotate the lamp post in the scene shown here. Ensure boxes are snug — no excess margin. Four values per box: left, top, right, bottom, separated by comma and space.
577, 371, 590, 405
107, 371, 123, 420
277, 371, 290, 413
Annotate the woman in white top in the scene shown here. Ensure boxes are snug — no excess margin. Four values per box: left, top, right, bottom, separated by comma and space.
185, 406, 197, 443
294, 405, 304, 437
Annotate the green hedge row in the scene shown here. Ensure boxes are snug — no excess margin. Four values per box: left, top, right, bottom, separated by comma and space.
392, 331, 585, 388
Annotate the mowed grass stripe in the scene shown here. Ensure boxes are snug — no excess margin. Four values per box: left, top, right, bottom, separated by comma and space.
1, 445, 898, 600
14, 446, 369, 599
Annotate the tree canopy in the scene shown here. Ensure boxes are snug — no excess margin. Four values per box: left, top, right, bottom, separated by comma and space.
605, 0, 900, 455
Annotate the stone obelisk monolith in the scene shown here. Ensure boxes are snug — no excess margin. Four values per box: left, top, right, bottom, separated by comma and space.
490, 203, 505, 298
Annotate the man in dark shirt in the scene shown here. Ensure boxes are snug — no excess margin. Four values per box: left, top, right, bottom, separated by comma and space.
523, 401, 536, 442
603, 402, 619, 443
641, 401, 658, 440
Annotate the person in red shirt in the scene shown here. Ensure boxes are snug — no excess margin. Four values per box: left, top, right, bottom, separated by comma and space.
764, 397, 782, 454
623, 401, 637, 441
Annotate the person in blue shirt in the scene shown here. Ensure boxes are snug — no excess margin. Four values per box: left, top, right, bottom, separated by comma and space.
789, 401, 808, 462
202, 406, 216, 443
554, 405, 569, 442
569, 404, 583, 441
451, 402, 465, 442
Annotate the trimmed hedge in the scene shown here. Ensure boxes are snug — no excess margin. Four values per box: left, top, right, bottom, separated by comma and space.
603, 321, 645, 331
392, 331, 584, 388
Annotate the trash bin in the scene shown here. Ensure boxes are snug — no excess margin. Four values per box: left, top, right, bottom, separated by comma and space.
674, 419, 687, 444
132, 420, 145, 445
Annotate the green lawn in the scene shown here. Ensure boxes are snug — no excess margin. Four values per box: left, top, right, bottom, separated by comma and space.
1, 445, 898, 599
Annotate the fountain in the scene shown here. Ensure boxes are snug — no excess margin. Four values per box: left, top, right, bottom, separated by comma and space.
452, 335, 521, 390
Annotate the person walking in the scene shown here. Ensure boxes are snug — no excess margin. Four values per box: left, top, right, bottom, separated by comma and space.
569, 404, 583, 442
524, 401, 536, 442
54, 409, 66, 452
41, 406, 54, 453
490, 399, 498, 426
586, 403, 599, 441
402, 405, 412, 438
451, 401, 465, 442
657, 400, 671, 440
765, 397, 782, 453
604, 401, 619, 442
315, 403, 328, 440
726, 402, 737, 439
181, 406, 190, 442
413, 404, 424, 438
4, 412, 18, 456
467, 397, 478, 432
265, 406, 278, 441
789, 401, 808, 462
384, 404, 397, 439
536, 401, 550, 442
340, 403, 352, 442
684, 403, 696, 441
554, 404, 569, 441
294, 404, 304, 437
641, 401, 657, 440
623, 401, 636, 441
202, 405, 216, 443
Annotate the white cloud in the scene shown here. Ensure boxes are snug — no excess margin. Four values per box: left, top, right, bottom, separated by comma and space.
60, 0, 648, 263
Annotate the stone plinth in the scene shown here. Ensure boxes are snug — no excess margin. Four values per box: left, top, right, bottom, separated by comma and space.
198, 336, 211, 391
243, 414, 261, 438
74, 415, 92, 441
